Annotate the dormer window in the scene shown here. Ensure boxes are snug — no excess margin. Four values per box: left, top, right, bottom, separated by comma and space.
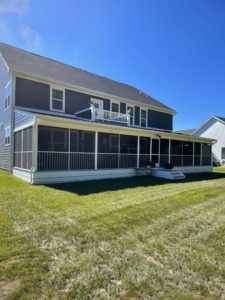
4, 82, 11, 110
50, 87, 65, 112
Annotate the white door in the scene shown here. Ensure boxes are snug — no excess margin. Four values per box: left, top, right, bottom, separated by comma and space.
92, 99, 103, 119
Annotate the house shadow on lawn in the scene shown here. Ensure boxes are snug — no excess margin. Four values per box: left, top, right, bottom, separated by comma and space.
47, 171, 225, 196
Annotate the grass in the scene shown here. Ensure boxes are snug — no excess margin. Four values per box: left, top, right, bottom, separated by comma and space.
0, 168, 225, 299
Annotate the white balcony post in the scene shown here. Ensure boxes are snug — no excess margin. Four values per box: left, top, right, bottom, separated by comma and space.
95, 131, 98, 170
32, 121, 38, 172
137, 136, 140, 168
91, 105, 95, 121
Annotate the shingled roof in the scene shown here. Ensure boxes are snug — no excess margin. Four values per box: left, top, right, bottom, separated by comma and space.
0, 43, 175, 114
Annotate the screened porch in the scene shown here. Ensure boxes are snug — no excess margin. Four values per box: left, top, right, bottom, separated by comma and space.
13, 125, 212, 172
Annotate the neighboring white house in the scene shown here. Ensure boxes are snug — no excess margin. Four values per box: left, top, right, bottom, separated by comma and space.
177, 116, 225, 166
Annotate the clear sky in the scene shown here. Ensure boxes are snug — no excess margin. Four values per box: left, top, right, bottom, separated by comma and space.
0, 0, 225, 130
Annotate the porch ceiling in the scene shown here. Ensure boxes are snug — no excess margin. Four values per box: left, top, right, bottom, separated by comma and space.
35, 113, 216, 144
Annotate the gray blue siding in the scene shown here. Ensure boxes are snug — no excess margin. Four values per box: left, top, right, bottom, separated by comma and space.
15, 77, 173, 130
148, 109, 173, 130
14, 110, 35, 129
0, 55, 12, 171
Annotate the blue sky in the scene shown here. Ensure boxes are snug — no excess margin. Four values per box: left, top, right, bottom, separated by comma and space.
0, 0, 225, 130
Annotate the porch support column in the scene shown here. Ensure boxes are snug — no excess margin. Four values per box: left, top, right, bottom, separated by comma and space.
158, 138, 161, 166
150, 137, 152, 162
137, 136, 140, 168
32, 121, 38, 172
168, 139, 171, 164
95, 131, 98, 170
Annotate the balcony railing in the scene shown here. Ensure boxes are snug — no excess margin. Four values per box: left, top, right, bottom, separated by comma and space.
92, 108, 130, 125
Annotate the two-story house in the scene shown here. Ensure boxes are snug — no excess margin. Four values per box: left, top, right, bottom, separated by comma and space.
0, 43, 214, 184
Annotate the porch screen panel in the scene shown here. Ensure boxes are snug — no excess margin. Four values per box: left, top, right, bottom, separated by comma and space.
120, 135, 137, 168
194, 142, 201, 166
38, 126, 69, 171
170, 140, 182, 166
139, 137, 151, 167
160, 139, 169, 167
70, 129, 95, 170
22, 127, 33, 169
202, 143, 211, 166
14, 131, 22, 168
183, 141, 193, 166
98, 133, 119, 168
152, 139, 159, 163
14, 127, 32, 170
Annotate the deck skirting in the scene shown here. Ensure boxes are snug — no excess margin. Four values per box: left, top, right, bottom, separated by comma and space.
13, 166, 213, 184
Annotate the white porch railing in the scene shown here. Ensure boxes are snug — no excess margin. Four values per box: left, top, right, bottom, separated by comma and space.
37, 152, 212, 171
92, 108, 130, 125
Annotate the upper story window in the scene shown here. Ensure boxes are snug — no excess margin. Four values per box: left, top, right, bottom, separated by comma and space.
50, 87, 65, 112
5, 126, 11, 145
127, 105, 134, 126
140, 109, 147, 127
111, 101, 119, 113
4, 82, 11, 110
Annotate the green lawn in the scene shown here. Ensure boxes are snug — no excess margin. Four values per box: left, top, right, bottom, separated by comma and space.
1, 168, 225, 299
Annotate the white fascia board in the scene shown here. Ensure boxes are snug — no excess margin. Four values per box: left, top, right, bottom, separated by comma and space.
35, 113, 215, 143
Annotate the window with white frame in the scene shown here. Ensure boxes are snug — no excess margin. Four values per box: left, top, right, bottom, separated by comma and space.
222, 147, 225, 159
140, 109, 147, 127
111, 101, 119, 113
50, 87, 65, 112
4, 82, 11, 109
5, 126, 11, 145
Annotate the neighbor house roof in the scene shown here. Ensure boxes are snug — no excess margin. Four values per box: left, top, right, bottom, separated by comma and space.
0, 43, 175, 114
175, 129, 196, 135
192, 115, 225, 135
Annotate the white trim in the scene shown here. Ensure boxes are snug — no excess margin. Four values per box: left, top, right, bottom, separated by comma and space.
140, 108, 147, 128
35, 112, 215, 143
14, 121, 35, 133
4, 80, 11, 110
110, 100, 120, 113
14, 72, 176, 115
50, 85, 65, 113
0, 51, 10, 72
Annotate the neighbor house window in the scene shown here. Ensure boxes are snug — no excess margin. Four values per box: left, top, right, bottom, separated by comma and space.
5, 126, 11, 145
111, 101, 119, 113
140, 109, 147, 127
222, 148, 225, 159
4, 82, 11, 109
127, 105, 134, 126
50, 87, 65, 112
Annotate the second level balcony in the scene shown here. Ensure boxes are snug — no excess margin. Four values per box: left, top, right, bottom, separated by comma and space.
75, 105, 130, 126
92, 107, 130, 125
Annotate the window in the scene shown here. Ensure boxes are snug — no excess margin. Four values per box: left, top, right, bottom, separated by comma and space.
127, 105, 134, 126
222, 148, 225, 159
4, 82, 11, 109
50, 87, 65, 112
111, 101, 119, 113
140, 109, 147, 127
5, 126, 11, 145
